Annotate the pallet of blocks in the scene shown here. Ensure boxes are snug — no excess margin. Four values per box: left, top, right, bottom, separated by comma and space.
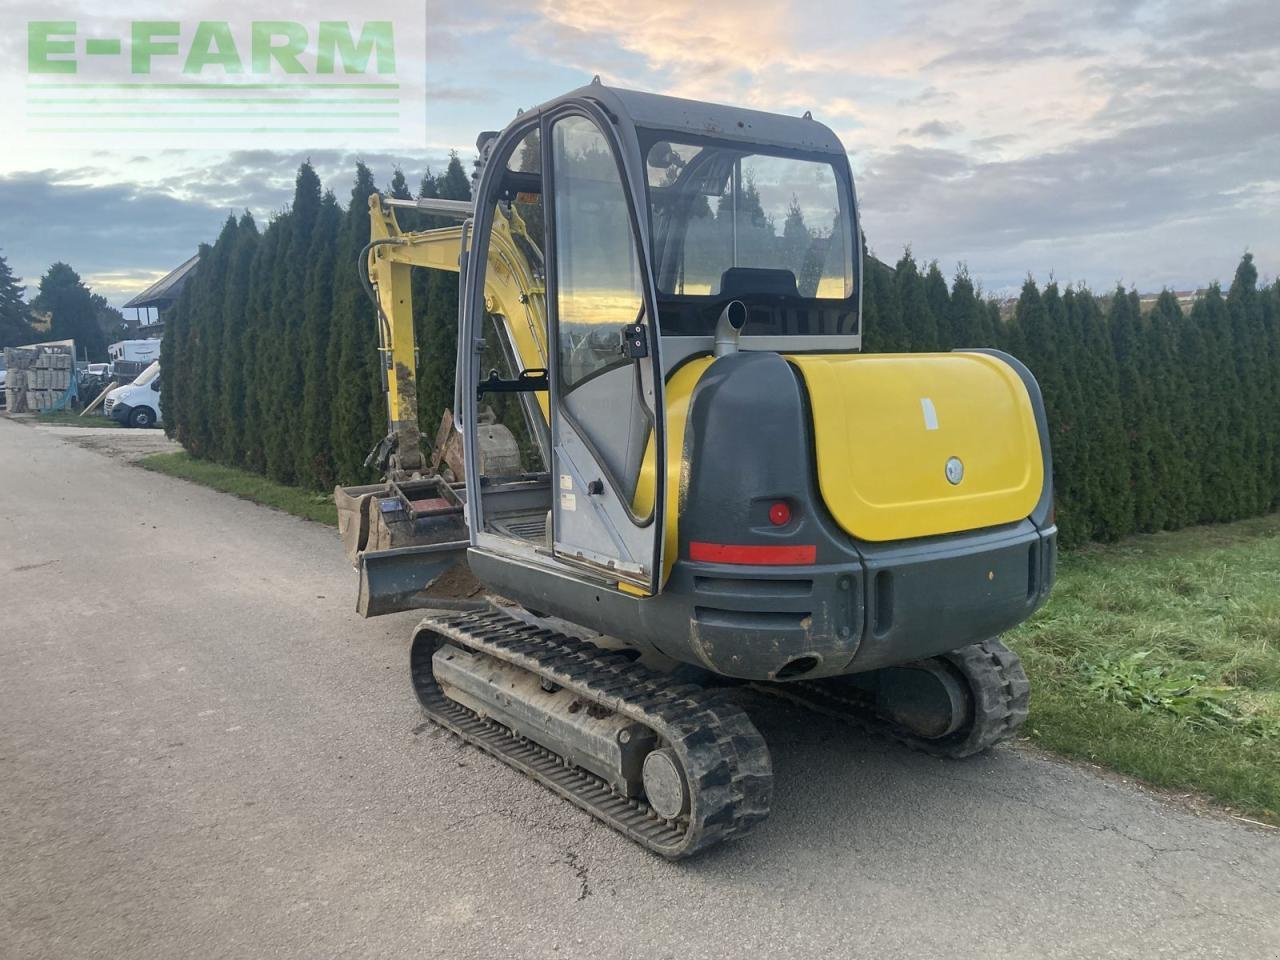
4, 342, 75, 413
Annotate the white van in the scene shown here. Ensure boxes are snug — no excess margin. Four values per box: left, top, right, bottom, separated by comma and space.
104, 360, 162, 428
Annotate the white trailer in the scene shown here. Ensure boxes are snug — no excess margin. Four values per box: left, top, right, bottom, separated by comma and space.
108, 339, 162, 381
108, 339, 162, 363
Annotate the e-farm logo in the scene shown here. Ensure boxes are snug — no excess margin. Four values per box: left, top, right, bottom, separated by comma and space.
20, 5, 426, 148
28, 21, 397, 77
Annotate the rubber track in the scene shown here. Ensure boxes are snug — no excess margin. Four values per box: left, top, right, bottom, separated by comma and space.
410, 610, 772, 859
765, 638, 1030, 759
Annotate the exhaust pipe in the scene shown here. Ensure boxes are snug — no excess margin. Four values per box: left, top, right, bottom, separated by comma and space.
714, 300, 748, 357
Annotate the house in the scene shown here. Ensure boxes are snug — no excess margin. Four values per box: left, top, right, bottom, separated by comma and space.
122, 254, 200, 337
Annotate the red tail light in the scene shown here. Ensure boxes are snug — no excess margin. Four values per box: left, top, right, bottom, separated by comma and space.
689, 542, 816, 565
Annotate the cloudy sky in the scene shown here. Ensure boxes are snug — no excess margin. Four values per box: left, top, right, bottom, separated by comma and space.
2, 0, 1277, 306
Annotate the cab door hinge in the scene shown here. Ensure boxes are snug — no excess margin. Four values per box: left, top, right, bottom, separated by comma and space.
621, 323, 648, 359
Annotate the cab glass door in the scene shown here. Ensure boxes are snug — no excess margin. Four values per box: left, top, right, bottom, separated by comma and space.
546, 111, 664, 590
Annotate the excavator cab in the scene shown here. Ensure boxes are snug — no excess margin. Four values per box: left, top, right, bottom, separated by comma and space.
336, 81, 1056, 858
453, 84, 867, 598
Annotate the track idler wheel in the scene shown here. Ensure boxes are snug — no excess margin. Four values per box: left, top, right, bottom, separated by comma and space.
767, 638, 1029, 759
865, 638, 1030, 757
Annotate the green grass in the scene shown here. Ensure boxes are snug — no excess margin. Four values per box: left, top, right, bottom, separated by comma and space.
34, 411, 121, 428
139, 452, 338, 525
1008, 514, 1280, 823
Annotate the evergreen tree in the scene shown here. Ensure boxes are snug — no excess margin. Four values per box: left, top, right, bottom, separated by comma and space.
1041, 283, 1091, 544
218, 212, 259, 464
297, 192, 341, 488
187, 216, 237, 457
1108, 287, 1159, 531
860, 259, 882, 348
0, 250, 37, 348
33, 262, 106, 359
893, 249, 939, 351
861, 254, 905, 352
1262, 279, 1280, 506
1226, 253, 1268, 513
91, 294, 127, 344
781, 197, 820, 296
1145, 290, 1194, 527
329, 162, 382, 484
260, 162, 322, 484
411, 169, 440, 433
1017, 280, 1088, 545
243, 216, 286, 472
169, 242, 204, 450
986, 300, 1007, 352
998, 296, 1026, 357
417, 154, 471, 435
159, 266, 190, 441
387, 168, 416, 230
1193, 285, 1245, 521
1071, 288, 1132, 539
1014, 277, 1050, 368
923, 262, 951, 349
947, 267, 995, 348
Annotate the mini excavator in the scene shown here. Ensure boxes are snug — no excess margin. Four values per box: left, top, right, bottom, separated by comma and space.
335, 80, 1056, 858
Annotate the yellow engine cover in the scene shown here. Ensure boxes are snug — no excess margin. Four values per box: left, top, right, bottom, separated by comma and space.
791, 352, 1043, 541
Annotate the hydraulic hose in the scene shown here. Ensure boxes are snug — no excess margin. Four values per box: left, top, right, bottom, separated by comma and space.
358, 238, 408, 352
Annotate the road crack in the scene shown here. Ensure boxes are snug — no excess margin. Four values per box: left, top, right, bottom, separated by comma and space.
560, 849, 592, 901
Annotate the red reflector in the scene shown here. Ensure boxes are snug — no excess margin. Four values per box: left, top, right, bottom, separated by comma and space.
410, 497, 454, 515
768, 501, 791, 526
689, 542, 816, 565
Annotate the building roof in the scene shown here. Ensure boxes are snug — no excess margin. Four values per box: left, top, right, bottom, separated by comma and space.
122, 254, 200, 309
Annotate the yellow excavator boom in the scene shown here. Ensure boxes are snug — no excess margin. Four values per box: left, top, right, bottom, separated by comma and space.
364, 194, 549, 479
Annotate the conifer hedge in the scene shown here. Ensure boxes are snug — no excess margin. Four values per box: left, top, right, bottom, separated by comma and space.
162, 162, 1280, 548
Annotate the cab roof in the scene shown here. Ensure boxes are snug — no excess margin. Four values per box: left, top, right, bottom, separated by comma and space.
534, 80, 847, 157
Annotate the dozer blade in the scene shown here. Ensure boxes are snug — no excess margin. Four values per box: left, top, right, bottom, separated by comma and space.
357, 543, 481, 617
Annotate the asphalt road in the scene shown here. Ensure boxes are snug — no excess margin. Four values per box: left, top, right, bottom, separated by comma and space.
2, 416, 1278, 960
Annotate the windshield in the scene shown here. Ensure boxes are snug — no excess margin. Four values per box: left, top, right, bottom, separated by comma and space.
133, 361, 159, 387
645, 136, 854, 300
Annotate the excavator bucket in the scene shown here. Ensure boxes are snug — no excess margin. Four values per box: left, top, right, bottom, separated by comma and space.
335, 404, 528, 616
334, 483, 378, 564
333, 476, 481, 617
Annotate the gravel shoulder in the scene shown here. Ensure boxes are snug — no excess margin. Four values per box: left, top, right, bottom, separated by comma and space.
16, 415, 182, 462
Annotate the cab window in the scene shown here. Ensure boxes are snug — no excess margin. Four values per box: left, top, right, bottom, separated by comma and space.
550, 115, 643, 391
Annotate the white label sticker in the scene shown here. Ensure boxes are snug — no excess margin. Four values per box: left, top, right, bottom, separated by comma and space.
920, 397, 939, 431
560, 492, 577, 511
560, 474, 574, 490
